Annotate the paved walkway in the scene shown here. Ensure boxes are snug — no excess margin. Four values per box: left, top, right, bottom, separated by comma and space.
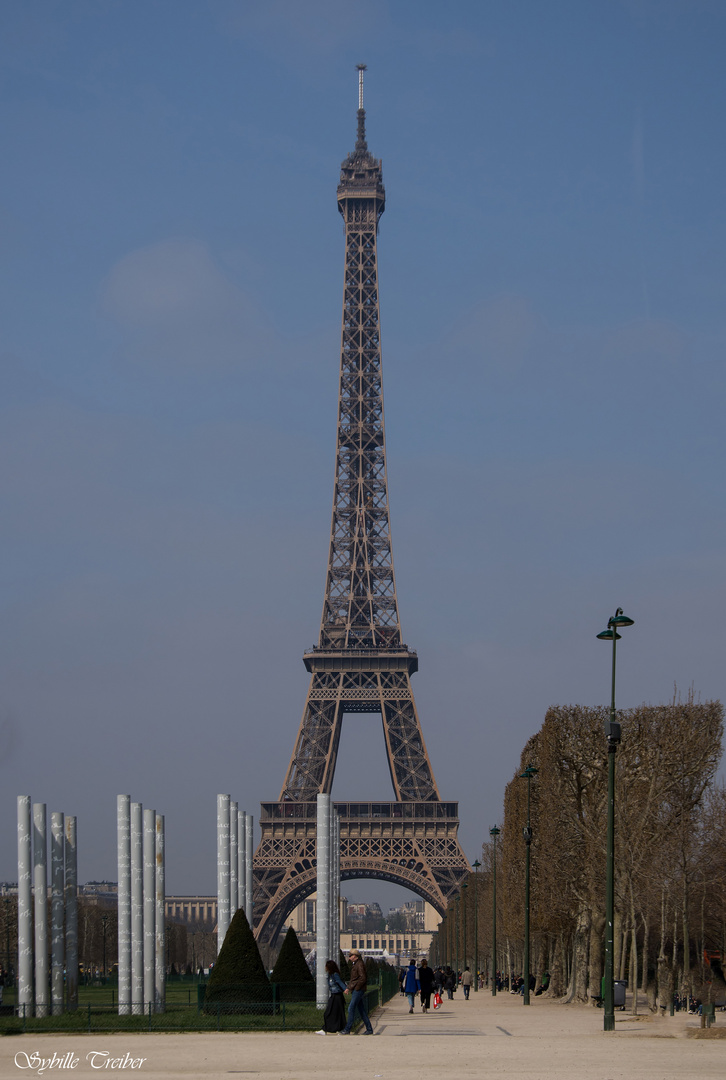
3, 989, 723, 1080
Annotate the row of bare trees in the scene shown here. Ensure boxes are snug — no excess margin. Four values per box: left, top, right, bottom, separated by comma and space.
0, 898, 197, 981
432, 699, 725, 1008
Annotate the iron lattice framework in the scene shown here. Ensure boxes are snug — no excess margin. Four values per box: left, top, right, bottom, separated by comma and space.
253, 72, 470, 944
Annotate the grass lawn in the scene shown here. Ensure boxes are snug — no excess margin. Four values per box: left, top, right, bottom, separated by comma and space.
0, 984, 345, 1035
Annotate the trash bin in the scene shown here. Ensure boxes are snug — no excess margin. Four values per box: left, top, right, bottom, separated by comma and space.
701, 1003, 715, 1028
613, 980, 626, 1008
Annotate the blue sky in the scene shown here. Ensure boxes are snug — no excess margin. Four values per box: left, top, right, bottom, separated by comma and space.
1, 0, 724, 907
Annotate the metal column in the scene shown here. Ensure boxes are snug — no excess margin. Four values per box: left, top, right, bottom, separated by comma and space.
229, 800, 238, 917
238, 809, 246, 913
315, 794, 331, 1008
131, 801, 143, 1014
33, 803, 48, 1017
50, 812, 65, 1012
155, 813, 165, 1012
331, 810, 340, 961
17, 796, 33, 1015
65, 816, 78, 1010
117, 795, 131, 1014
217, 794, 230, 951
244, 814, 253, 924
143, 808, 156, 1009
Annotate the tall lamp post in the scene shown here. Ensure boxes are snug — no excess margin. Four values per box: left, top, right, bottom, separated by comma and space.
597, 606, 634, 1032
472, 860, 481, 990
462, 882, 468, 974
490, 826, 500, 996
519, 764, 538, 1006
455, 896, 460, 979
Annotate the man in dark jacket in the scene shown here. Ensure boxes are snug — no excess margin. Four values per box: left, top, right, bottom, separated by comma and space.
340, 950, 374, 1035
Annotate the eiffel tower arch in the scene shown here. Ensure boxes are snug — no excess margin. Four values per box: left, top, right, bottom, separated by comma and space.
253, 68, 470, 945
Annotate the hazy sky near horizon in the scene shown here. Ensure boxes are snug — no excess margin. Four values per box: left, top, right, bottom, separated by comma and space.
1, 0, 725, 910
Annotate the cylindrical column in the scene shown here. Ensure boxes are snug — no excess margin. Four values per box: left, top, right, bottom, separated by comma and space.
143, 808, 156, 1008
315, 794, 331, 1008
117, 796, 131, 1014
65, 816, 78, 1010
331, 810, 340, 962
33, 802, 48, 1017
17, 796, 33, 1015
229, 800, 238, 917
217, 795, 230, 951
50, 812, 65, 1012
155, 813, 165, 1012
130, 801, 143, 1014
244, 814, 253, 924
238, 810, 246, 912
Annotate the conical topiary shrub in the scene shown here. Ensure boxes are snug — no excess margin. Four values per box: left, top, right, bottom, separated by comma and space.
204, 907, 271, 1014
339, 950, 351, 982
270, 926, 315, 1001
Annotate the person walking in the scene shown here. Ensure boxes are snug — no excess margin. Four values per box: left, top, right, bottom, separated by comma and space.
315, 960, 347, 1034
418, 958, 435, 1013
444, 967, 456, 1000
339, 950, 374, 1035
461, 966, 473, 1000
403, 959, 419, 1013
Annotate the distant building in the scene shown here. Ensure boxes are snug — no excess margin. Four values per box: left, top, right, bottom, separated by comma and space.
164, 896, 216, 929
339, 929, 435, 965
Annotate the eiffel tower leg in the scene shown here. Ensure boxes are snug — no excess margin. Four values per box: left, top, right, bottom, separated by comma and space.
378, 673, 439, 802
280, 675, 344, 800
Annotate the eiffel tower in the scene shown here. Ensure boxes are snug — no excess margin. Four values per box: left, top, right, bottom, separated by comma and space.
253, 68, 470, 945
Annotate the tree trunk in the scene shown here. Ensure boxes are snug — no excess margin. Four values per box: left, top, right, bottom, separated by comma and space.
640, 911, 649, 994
588, 913, 604, 1004
549, 932, 565, 997
618, 922, 629, 982
682, 883, 690, 994
629, 883, 639, 1015
656, 890, 670, 1013
613, 908, 622, 981
568, 907, 590, 1003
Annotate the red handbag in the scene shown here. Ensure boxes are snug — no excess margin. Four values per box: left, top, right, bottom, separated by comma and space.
433, 992, 442, 1009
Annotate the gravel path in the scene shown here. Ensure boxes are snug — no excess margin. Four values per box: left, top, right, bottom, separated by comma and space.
3, 989, 723, 1079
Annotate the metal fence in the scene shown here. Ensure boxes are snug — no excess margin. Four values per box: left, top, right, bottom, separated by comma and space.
0, 980, 393, 1034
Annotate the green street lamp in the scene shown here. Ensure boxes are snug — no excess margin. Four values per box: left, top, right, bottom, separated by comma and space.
462, 881, 468, 973
472, 860, 481, 991
490, 826, 500, 996
597, 606, 634, 1032
455, 895, 460, 981
519, 764, 538, 1005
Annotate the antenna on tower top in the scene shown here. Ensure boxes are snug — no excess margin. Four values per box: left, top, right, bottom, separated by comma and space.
355, 64, 368, 152
357, 63, 367, 110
